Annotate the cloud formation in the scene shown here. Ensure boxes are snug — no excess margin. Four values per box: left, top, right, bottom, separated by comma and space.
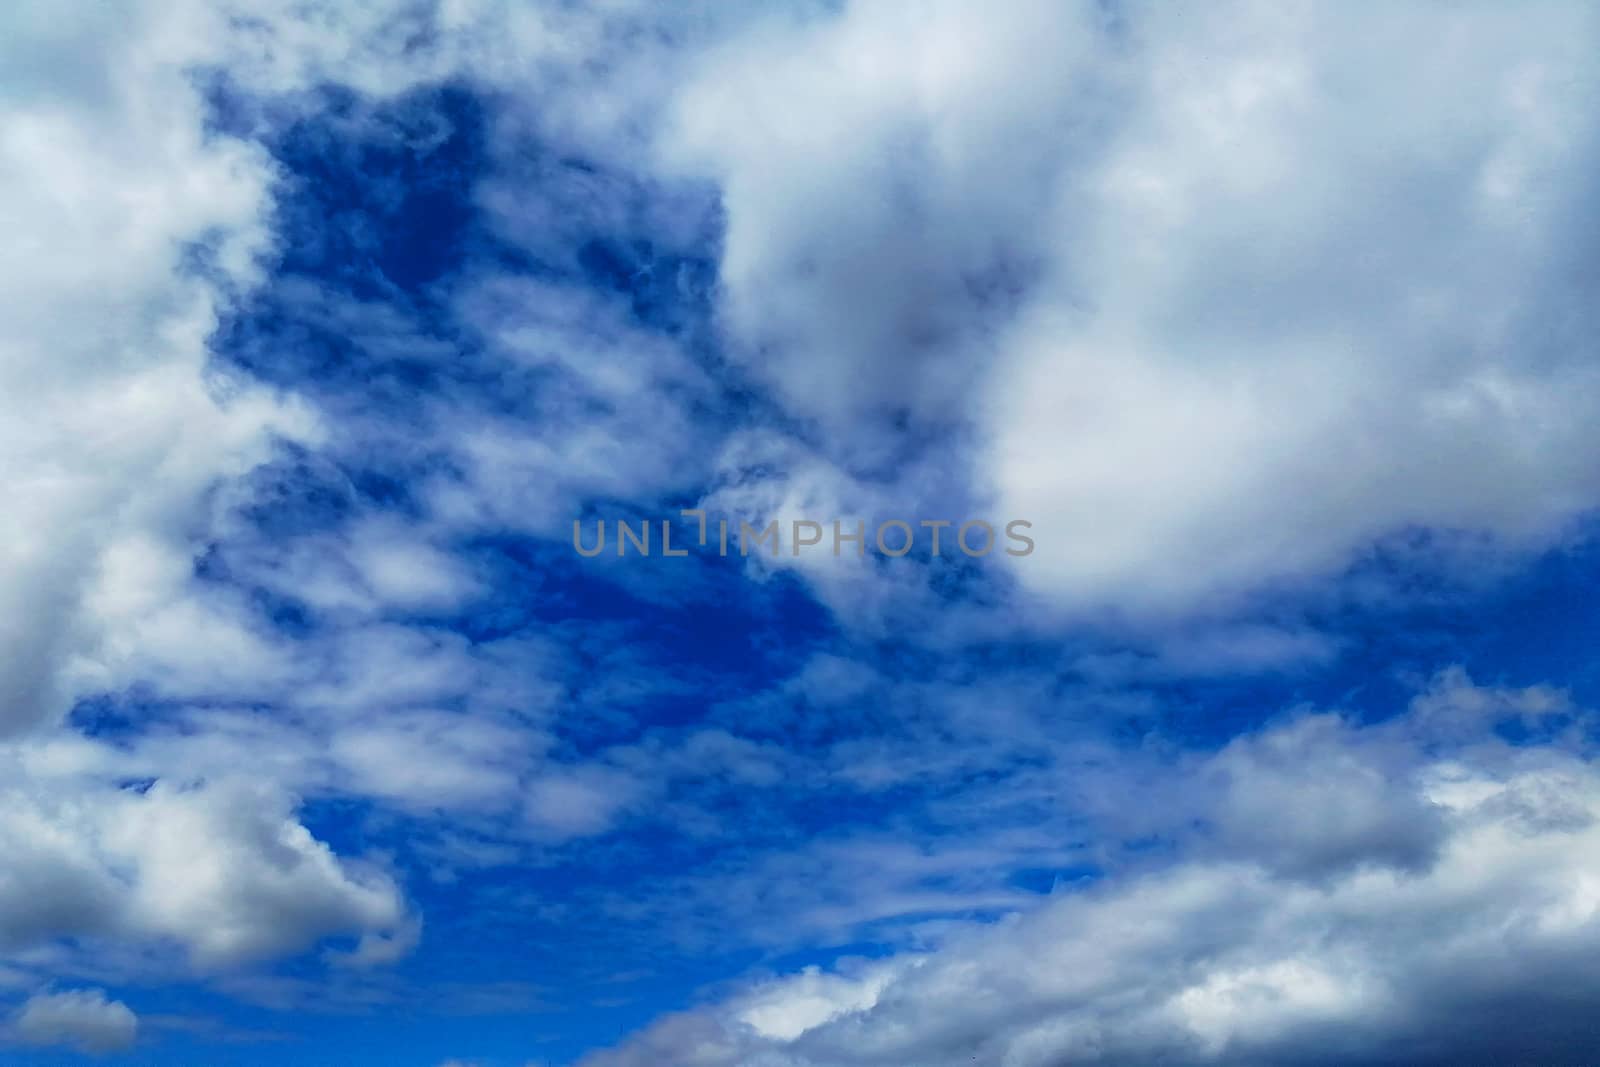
0, 753, 409, 968
4, 0, 1600, 1062
0, 0, 313, 737
663, 0, 1600, 616
584, 675, 1600, 1066
12, 988, 138, 1055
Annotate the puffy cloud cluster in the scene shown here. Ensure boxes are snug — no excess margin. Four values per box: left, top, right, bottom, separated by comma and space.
584, 674, 1600, 1066
664, 0, 1600, 617
6, 0, 1600, 1060
0, 0, 421, 1006
11, 988, 138, 1055
0, 0, 615, 990
0, 0, 315, 737
0, 750, 409, 968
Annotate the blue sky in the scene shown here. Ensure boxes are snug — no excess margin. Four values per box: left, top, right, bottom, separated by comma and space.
4, 2, 1600, 1064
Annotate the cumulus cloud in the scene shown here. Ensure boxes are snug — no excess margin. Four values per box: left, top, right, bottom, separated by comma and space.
984, 1, 1600, 614
8, 0, 1600, 1060
0, 0, 315, 735
661, 0, 1600, 617
662, 0, 1104, 451
0, 0, 417, 973
0, 0, 696, 726
12, 988, 138, 1055
583, 674, 1600, 1066
0, 753, 409, 968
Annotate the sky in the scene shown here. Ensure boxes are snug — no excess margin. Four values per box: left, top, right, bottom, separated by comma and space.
3, 1, 1600, 1064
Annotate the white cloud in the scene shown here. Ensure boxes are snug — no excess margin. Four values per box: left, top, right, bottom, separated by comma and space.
982, 1, 1600, 615
659, 0, 1600, 617
583, 674, 1600, 1065
0, 0, 330, 738
13, 988, 138, 1055
662, 0, 1106, 455
329, 709, 535, 813
423, 276, 719, 537
0, 751, 410, 969
524, 764, 645, 843
7, 1, 1600, 1058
